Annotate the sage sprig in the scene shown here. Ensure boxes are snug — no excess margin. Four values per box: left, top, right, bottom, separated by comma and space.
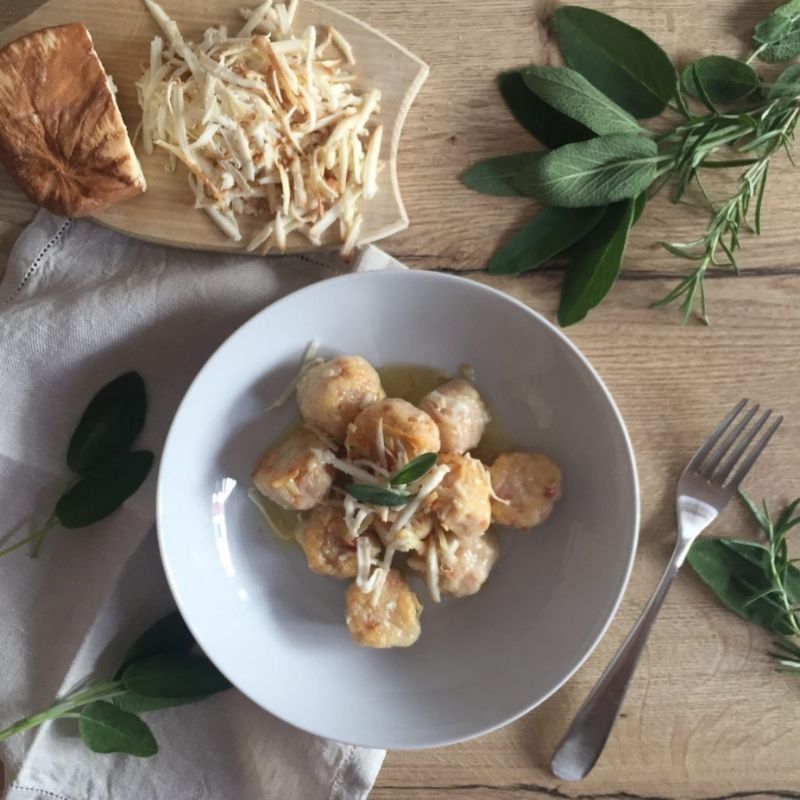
463, 2, 800, 325
0, 372, 153, 558
346, 453, 439, 506
0, 611, 231, 756
688, 492, 800, 674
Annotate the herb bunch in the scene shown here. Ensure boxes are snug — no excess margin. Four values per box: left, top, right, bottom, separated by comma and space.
463, 2, 800, 325
0, 612, 230, 756
688, 492, 800, 674
0, 372, 153, 558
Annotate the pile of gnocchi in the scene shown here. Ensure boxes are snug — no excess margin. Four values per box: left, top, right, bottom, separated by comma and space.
252, 354, 563, 648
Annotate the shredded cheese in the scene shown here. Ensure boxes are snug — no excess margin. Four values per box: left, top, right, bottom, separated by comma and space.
426, 538, 441, 603
265, 337, 322, 411
388, 465, 451, 537
138, 1, 383, 256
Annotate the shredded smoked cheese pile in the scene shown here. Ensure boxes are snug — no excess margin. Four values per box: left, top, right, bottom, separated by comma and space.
137, 0, 383, 256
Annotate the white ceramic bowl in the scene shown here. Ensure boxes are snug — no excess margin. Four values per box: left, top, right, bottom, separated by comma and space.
157, 270, 639, 750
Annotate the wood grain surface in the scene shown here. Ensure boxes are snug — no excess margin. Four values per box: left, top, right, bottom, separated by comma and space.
1, 2, 799, 800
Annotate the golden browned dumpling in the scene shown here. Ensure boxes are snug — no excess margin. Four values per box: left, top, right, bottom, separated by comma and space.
297, 356, 385, 441
345, 398, 440, 470
251, 429, 334, 511
439, 530, 499, 597
490, 452, 563, 529
295, 506, 360, 578
419, 379, 490, 454
345, 570, 422, 648
0, 24, 146, 216
431, 453, 492, 538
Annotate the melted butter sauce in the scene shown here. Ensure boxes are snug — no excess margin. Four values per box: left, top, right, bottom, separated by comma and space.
253, 363, 514, 542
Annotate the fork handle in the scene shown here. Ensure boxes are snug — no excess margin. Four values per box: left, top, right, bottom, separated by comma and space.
550, 539, 692, 781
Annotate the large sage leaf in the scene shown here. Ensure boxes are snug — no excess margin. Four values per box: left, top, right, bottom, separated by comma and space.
67, 372, 147, 474
682, 56, 759, 105
514, 134, 658, 208
521, 66, 640, 135
688, 537, 800, 635
558, 200, 635, 326
553, 6, 678, 118
55, 450, 154, 528
461, 152, 543, 197
121, 653, 231, 699
488, 207, 605, 276
497, 70, 593, 148
754, 1, 800, 62
78, 701, 157, 757
116, 611, 195, 676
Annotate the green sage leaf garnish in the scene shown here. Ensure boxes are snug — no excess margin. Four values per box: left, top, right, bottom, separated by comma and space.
346, 484, 410, 507
390, 453, 438, 486
78, 701, 157, 757
67, 372, 147, 474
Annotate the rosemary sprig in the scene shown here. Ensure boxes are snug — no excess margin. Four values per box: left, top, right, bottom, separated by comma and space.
652, 98, 800, 322
739, 491, 800, 671
688, 491, 800, 675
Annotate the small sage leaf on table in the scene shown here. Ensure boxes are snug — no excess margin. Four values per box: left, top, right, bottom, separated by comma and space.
67, 372, 147, 474
116, 610, 195, 676
682, 56, 760, 106
687, 538, 800, 635
558, 200, 636, 326
754, 1, 800, 62
78, 701, 157, 757
121, 653, 232, 699
390, 453, 438, 486
521, 66, 641, 135
497, 70, 593, 148
769, 64, 800, 97
514, 134, 659, 208
461, 152, 543, 197
55, 450, 154, 528
488, 206, 605, 276
346, 484, 410, 507
552, 5, 678, 118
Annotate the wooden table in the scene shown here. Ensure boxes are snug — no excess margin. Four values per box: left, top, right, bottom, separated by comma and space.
1, 1, 799, 798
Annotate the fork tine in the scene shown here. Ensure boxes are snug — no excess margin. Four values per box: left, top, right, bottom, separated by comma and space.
700, 404, 760, 479
686, 399, 747, 473
726, 415, 783, 490
714, 409, 771, 483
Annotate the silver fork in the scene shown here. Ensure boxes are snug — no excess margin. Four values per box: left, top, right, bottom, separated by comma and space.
550, 399, 783, 782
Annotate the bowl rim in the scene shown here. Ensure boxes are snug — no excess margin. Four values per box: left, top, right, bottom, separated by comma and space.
156, 269, 640, 749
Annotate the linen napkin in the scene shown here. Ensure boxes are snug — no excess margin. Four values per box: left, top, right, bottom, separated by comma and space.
0, 210, 390, 800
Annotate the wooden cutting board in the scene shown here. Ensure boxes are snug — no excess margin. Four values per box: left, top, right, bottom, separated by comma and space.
0, 0, 428, 254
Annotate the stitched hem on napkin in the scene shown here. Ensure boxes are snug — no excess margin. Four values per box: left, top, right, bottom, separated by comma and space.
0, 211, 72, 307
